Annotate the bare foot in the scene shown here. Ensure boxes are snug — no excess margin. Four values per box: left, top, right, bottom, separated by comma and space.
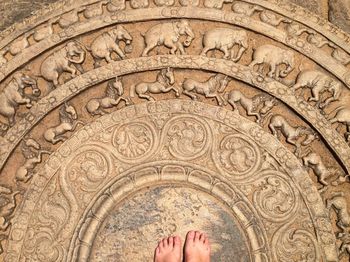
154, 236, 182, 262
184, 231, 211, 262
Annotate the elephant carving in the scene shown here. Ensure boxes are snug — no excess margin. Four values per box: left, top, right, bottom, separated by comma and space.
328, 106, 350, 142
40, 41, 86, 88
141, 20, 195, 56
90, 25, 133, 67
249, 44, 295, 80
0, 72, 40, 126
292, 70, 342, 109
200, 27, 248, 62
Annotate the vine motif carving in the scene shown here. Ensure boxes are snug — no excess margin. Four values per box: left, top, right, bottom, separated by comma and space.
112, 121, 158, 162
253, 172, 298, 222
164, 116, 211, 160
213, 133, 261, 179
273, 228, 320, 262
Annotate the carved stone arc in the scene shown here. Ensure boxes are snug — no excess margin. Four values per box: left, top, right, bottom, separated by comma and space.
0, 0, 350, 261
6, 100, 337, 261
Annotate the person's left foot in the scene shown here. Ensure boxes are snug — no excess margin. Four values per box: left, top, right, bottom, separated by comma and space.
154, 236, 182, 262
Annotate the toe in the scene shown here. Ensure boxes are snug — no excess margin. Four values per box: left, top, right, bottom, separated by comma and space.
194, 231, 201, 241
168, 236, 174, 247
186, 231, 196, 242
174, 235, 181, 247
162, 238, 168, 248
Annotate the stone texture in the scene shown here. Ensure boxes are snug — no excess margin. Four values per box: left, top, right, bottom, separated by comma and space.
0, 0, 350, 261
0, 0, 59, 32
329, 0, 350, 33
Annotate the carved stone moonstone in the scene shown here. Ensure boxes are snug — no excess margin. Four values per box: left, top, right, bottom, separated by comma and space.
0, 0, 350, 261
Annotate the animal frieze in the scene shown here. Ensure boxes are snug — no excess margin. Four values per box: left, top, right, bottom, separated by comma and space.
130, 68, 179, 101
0, 72, 40, 126
250, 44, 295, 80
268, 114, 319, 156
328, 106, 350, 142
182, 74, 229, 105
40, 41, 86, 88
293, 70, 343, 109
226, 90, 276, 123
16, 138, 51, 183
90, 25, 133, 67
141, 20, 195, 56
44, 103, 84, 144
86, 77, 131, 115
232, 2, 263, 16
201, 27, 248, 62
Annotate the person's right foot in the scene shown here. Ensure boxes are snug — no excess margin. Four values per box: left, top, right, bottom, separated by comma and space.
184, 231, 211, 262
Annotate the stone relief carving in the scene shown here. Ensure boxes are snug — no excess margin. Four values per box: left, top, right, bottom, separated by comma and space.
44, 103, 83, 144
302, 151, 337, 189
327, 192, 350, 237
328, 106, 350, 142
86, 77, 130, 116
231, 1, 263, 16
15, 138, 51, 183
40, 41, 86, 88
268, 114, 319, 156
90, 25, 133, 67
226, 90, 276, 123
83, 2, 107, 19
0, 0, 349, 261
0, 72, 40, 126
259, 10, 292, 27
249, 44, 295, 80
201, 27, 248, 62
141, 20, 195, 56
0, 185, 19, 254
130, 68, 179, 100
182, 74, 229, 105
293, 70, 343, 109
203, 0, 233, 9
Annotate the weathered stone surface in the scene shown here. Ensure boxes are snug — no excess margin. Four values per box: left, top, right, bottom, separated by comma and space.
0, 0, 58, 31
329, 0, 350, 33
0, 0, 350, 261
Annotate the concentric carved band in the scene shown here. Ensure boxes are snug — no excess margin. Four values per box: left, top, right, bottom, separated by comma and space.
6, 100, 337, 262
0, 7, 349, 90
1, 56, 348, 175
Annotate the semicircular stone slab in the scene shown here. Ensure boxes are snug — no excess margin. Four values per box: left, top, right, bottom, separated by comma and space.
6, 100, 337, 262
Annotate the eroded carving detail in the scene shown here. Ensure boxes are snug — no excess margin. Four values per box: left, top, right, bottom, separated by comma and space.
40, 41, 86, 88
141, 20, 194, 56
201, 27, 248, 62
182, 74, 229, 105
250, 44, 295, 80
293, 70, 343, 109
90, 25, 133, 67
268, 115, 319, 156
86, 77, 130, 116
0, 72, 40, 126
44, 103, 83, 144
130, 68, 179, 101
226, 90, 276, 123
16, 138, 51, 183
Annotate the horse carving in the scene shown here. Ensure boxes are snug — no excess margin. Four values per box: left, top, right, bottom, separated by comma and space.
327, 192, 350, 237
182, 74, 229, 106
268, 114, 319, 156
0, 72, 40, 126
16, 138, 51, 183
44, 103, 84, 144
226, 90, 276, 123
86, 77, 130, 115
130, 68, 179, 101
